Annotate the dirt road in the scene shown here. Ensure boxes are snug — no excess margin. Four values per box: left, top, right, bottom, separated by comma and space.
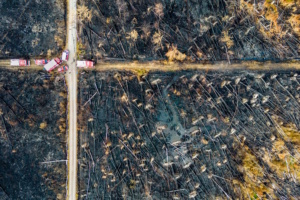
92, 61, 300, 72
66, 0, 77, 198
1, 59, 300, 72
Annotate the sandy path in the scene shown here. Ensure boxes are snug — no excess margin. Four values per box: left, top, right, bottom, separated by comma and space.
90, 61, 300, 71
66, 0, 77, 198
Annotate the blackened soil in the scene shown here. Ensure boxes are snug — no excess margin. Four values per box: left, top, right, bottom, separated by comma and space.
78, 0, 300, 62
0, 69, 67, 199
0, 0, 66, 59
77, 70, 300, 199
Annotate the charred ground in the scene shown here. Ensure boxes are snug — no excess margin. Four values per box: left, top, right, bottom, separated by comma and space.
0, 0, 66, 59
78, 70, 300, 199
0, 69, 67, 199
77, 0, 300, 62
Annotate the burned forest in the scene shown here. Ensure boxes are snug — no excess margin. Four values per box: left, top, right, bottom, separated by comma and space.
77, 0, 300, 62
78, 70, 300, 199
0, 0, 66, 59
1, 0, 300, 199
0, 69, 67, 199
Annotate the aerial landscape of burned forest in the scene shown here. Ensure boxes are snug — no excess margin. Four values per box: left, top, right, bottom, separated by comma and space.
78, 70, 300, 199
0, 0, 300, 199
0, 69, 67, 199
77, 0, 300, 62
0, 0, 66, 59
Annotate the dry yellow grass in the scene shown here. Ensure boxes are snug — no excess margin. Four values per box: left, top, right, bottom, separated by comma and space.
288, 14, 300, 37
233, 145, 276, 199
232, 124, 300, 199
280, 0, 299, 7
239, 0, 300, 39
264, 0, 281, 35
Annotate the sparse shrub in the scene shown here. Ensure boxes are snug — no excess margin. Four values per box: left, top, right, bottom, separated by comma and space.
76, 41, 86, 57
77, 5, 92, 23
154, 3, 164, 19
220, 31, 234, 49
54, 35, 64, 48
264, 0, 281, 35
47, 49, 53, 58
126, 29, 139, 44
165, 44, 186, 62
152, 31, 163, 51
141, 23, 151, 40
31, 38, 40, 48
40, 122, 47, 129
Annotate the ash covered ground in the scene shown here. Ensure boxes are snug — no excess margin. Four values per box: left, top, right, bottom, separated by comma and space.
77, 0, 300, 62
0, 0, 66, 59
0, 69, 67, 199
78, 70, 300, 199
